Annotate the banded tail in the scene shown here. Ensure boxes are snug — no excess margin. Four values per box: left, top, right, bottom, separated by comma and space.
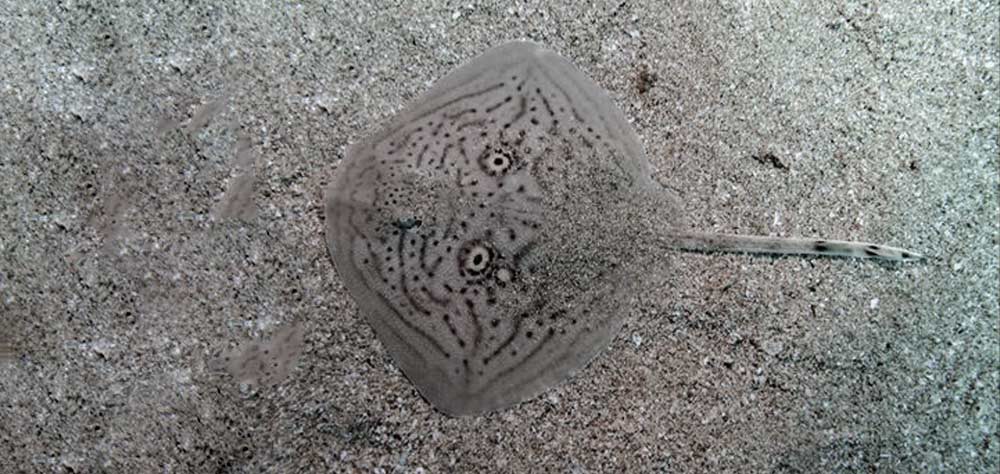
663, 231, 925, 262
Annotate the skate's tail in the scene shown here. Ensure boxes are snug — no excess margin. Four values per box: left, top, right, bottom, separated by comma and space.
662, 231, 925, 262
